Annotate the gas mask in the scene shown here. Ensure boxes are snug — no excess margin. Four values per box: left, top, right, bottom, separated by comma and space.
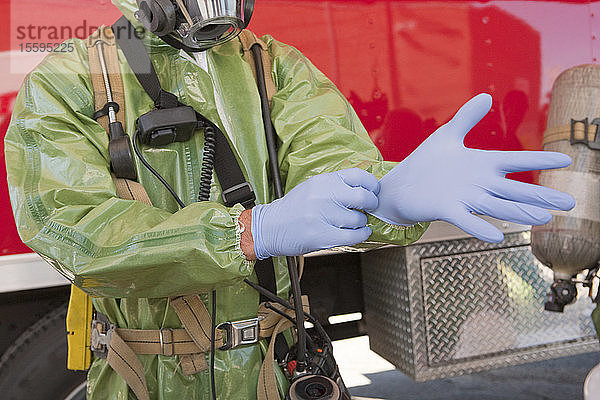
135, 0, 254, 51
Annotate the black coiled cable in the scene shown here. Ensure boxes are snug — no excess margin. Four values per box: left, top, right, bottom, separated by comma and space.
198, 126, 216, 202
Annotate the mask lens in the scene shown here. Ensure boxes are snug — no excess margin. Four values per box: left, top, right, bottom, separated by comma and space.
177, 0, 245, 50
181, 0, 245, 25
192, 23, 234, 43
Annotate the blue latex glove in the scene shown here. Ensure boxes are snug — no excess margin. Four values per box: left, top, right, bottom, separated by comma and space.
369, 93, 576, 243
251, 168, 380, 259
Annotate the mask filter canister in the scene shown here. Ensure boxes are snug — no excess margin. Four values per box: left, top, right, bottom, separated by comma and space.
288, 375, 341, 400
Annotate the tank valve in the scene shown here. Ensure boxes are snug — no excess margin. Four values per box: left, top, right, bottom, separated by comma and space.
545, 279, 578, 313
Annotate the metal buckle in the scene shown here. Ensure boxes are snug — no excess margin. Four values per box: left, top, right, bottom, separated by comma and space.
90, 313, 115, 359
217, 317, 261, 351
159, 328, 175, 356
221, 182, 255, 207
570, 118, 600, 150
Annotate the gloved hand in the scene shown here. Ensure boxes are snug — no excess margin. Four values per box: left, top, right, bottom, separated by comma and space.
368, 93, 576, 243
251, 168, 379, 259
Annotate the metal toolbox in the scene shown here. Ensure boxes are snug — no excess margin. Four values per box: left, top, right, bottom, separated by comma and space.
361, 229, 599, 381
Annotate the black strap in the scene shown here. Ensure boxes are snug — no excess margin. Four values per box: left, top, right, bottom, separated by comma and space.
159, 33, 202, 54
201, 121, 276, 304
212, 128, 256, 209
112, 17, 178, 109
212, 127, 275, 299
111, 16, 276, 299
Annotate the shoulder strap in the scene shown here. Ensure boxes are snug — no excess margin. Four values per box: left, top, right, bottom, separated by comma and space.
111, 173, 153, 204
87, 26, 152, 205
112, 17, 178, 109
87, 28, 126, 130
238, 30, 277, 103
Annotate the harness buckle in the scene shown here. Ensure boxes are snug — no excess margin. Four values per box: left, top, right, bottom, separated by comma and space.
90, 313, 115, 359
159, 328, 175, 356
221, 182, 255, 208
217, 317, 262, 350
570, 117, 600, 150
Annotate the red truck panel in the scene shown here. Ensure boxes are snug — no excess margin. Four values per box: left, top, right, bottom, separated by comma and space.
1, 0, 599, 255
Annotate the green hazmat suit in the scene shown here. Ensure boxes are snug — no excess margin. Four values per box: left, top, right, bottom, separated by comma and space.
593, 305, 600, 340
4, 0, 428, 398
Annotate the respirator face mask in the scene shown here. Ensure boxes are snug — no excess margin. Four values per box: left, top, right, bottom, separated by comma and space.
135, 0, 254, 51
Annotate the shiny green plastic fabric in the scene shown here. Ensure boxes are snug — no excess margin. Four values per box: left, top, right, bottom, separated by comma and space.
593, 304, 600, 340
4, 0, 427, 398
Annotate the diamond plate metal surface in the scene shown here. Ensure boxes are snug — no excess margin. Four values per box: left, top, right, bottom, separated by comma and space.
362, 231, 599, 382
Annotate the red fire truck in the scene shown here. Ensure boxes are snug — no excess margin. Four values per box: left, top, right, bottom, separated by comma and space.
1, 1, 599, 399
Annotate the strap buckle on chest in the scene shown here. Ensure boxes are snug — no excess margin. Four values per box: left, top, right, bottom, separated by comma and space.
90, 313, 115, 359
217, 317, 263, 350
221, 182, 256, 208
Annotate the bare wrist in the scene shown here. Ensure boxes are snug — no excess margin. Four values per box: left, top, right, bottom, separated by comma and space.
239, 209, 257, 261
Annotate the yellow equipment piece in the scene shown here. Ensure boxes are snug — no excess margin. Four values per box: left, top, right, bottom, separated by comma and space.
66, 284, 93, 370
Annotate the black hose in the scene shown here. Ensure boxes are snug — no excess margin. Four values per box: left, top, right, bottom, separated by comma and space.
250, 43, 308, 371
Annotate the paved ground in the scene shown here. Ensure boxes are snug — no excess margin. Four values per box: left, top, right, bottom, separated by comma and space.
333, 336, 600, 400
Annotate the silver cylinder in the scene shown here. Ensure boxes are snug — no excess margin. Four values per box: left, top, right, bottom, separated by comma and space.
531, 64, 600, 279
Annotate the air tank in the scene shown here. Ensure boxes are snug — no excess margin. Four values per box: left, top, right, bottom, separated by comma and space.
530, 64, 600, 312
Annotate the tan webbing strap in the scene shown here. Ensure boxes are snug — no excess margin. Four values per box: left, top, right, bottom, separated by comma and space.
180, 352, 209, 375
297, 256, 305, 280
87, 28, 150, 204
256, 297, 310, 400
111, 173, 153, 205
239, 30, 277, 103
170, 295, 224, 350
102, 299, 217, 382
543, 120, 596, 145
258, 311, 292, 400
116, 327, 200, 355
111, 326, 208, 375
87, 27, 125, 132
107, 330, 151, 400
112, 172, 149, 204
169, 295, 224, 375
